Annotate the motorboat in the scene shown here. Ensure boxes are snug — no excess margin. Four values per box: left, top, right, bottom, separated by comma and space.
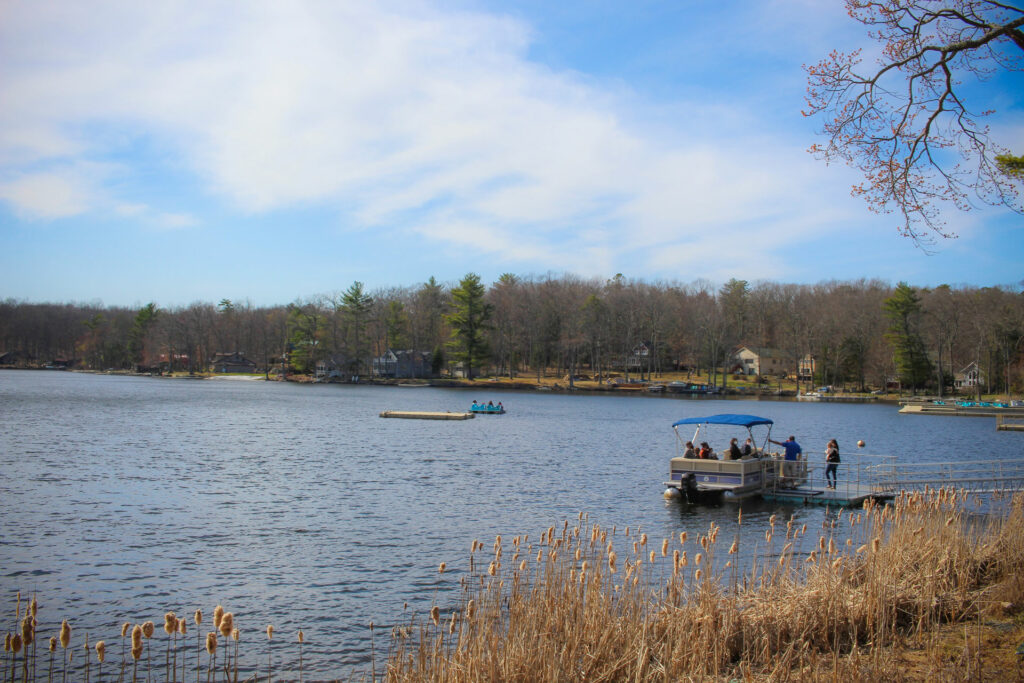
663, 413, 806, 502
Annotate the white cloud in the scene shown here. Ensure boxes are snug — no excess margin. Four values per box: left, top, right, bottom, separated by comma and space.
0, 0, 884, 267
0, 170, 93, 218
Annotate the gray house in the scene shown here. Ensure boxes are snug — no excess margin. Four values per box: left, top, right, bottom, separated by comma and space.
209, 352, 257, 373
372, 349, 433, 379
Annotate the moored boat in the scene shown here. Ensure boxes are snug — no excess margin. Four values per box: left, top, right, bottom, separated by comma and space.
663, 414, 807, 503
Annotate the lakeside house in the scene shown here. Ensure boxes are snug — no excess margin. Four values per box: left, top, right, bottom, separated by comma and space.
209, 352, 257, 374
315, 354, 352, 380
797, 354, 816, 382
372, 349, 434, 379
732, 346, 791, 377
954, 361, 984, 389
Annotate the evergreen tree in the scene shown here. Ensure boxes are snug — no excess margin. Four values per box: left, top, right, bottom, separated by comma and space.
445, 273, 493, 380
883, 282, 933, 393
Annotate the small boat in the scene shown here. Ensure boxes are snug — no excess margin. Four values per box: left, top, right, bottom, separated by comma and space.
470, 402, 506, 415
663, 414, 806, 503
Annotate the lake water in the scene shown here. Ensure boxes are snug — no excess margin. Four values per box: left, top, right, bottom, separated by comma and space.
1, 370, 1020, 678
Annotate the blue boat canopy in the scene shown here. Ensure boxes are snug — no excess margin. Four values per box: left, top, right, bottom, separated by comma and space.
671, 414, 774, 428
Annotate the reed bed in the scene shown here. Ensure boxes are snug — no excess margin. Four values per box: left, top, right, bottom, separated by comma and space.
5, 490, 1023, 682
386, 490, 1024, 681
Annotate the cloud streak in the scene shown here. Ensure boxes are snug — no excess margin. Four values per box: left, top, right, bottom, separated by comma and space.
0, 0, 910, 278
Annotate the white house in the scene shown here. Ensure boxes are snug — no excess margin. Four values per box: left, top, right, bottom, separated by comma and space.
954, 361, 984, 389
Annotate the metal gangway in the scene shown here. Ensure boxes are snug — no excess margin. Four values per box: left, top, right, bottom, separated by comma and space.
866, 458, 1024, 495
763, 454, 1024, 506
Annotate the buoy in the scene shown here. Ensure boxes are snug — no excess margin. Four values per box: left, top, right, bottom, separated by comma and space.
663, 487, 681, 500
857, 440, 865, 448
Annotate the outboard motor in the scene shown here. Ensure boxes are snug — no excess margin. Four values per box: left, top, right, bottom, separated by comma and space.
679, 472, 700, 504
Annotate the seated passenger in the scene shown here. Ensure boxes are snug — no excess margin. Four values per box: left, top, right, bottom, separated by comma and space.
699, 442, 716, 459
727, 438, 743, 460
742, 438, 754, 457
683, 441, 697, 459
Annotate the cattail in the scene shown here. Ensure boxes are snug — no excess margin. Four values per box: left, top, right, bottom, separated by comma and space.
519, 560, 526, 571
213, 605, 224, 630
856, 544, 868, 554
828, 538, 836, 555
194, 609, 202, 626
728, 540, 738, 555
4, 633, 10, 652
164, 611, 176, 635
694, 569, 702, 582
219, 613, 233, 638
178, 618, 186, 635
465, 600, 475, 619
11, 634, 21, 654
48, 636, 57, 651
448, 612, 457, 635
205, 632, 217, 655
131, 625, 142, 648
695, 553, 703, 566
297, 630, 304, 644
121, 622, 130, 638
95, 640, 106, 663
680, 550, 688, 567
574, 547, 581, 562
131, 643, 143, 661
430, 606, 440, 627
30, 597, 38, 619
60, 619, 71, 648
640, 533, 647, 546
608, 550, 617, 573
649, 550, 656, 563
266, 625, 274, 640
488, 561, 496, 576
536, 550, 542, 563
679, 531, 687, 545
737, 509, 742, 525
438, 562, 446, 574
872, 537, 881, 553
231, 628, 239, 642
142, 621, 155, 639
661, 538, 669, 557
21, 616, 33, 647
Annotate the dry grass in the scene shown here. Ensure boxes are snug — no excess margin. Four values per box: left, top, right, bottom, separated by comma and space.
5, 491, 1024, 682
386, 491, 1024, 682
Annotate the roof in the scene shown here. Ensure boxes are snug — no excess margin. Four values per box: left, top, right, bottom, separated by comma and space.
671, 414, 774, 428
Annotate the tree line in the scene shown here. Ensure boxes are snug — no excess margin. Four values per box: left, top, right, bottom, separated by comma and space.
1, 274, 1022, 395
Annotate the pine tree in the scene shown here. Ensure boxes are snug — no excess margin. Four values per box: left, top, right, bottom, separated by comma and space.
445, 273, 493, 380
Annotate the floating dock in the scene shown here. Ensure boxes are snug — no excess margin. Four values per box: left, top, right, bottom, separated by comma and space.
761, 483, 891, 507
379, 410, 473, 420
996, 414, 1024, 431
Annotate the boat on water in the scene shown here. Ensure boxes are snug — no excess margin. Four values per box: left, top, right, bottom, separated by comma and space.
663, 414, 807, 503
470, 401, 506, 414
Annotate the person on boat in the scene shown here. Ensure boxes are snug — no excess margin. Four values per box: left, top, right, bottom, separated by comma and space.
825, 439, 840, 489
741, 438, 755, 458
487, 400, 495, 411
726, 438, 743, 460
471, 400, 479, 410
497, 401, 504, 411
683, 441, 697, 459
699, 442, 716, 459
769, 435, 802, 461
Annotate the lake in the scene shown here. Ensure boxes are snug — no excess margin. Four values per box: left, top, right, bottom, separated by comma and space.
1, 370, 1020, 678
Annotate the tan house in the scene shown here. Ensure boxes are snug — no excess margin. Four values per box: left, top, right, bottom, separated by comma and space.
733, 347, 792, 377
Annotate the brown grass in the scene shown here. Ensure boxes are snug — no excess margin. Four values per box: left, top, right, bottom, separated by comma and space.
385, 492, 1024, 681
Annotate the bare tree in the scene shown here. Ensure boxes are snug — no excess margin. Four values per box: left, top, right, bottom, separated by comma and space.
805, 0, 1024, 242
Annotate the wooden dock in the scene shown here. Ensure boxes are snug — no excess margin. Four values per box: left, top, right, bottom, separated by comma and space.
996, 414, 1024, 431
379, 410, 474, 420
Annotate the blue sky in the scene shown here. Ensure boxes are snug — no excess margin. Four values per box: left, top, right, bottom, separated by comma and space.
1, 0, 1022, 307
